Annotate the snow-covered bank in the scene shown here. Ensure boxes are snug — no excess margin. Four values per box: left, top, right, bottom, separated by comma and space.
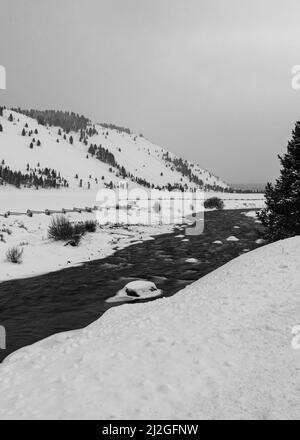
0, 211, 173, 283
0, 188, 264, 283
0, 236, 299, 419
0, 187, 265, 215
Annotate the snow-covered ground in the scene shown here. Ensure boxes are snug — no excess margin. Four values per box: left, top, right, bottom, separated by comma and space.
0, 187, 264, 283
0, 187, 265, 215
0, 210, 173, 283
0, 236, 299, 419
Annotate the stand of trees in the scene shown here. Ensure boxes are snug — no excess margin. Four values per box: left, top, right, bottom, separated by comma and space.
99, 123, 131, 135
0, 162, 69, 189
162, 152, 229, 192
88, 144, 117, 167
11, 108, 91, 133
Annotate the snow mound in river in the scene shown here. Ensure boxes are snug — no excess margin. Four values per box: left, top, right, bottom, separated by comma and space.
106, 280, 162, 303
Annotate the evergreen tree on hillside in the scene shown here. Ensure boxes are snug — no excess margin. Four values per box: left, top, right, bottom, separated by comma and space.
258, 121, 300, 241
0, 124, 2, 132
69, 135, 73, 145
8, 113, 13, 122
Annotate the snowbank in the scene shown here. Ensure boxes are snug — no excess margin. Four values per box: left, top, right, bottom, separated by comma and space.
0, 236, 300, 419
0, 211, 173, 283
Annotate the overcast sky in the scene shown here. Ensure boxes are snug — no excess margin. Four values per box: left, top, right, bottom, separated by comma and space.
1, 0, 300, 183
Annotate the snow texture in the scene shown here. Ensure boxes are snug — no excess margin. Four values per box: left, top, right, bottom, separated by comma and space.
0, 237, 300, 419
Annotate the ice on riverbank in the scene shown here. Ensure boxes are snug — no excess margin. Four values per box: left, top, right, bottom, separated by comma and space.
0, 236, 299, 419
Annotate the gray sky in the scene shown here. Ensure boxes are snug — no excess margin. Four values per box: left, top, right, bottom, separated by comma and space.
1, 0, 300, 183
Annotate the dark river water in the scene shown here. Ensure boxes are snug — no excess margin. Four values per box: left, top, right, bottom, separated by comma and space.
0, 209, 264, 362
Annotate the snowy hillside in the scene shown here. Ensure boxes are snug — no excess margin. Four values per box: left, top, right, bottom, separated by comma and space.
0, 108, 229, 192
0, 236, 299, 419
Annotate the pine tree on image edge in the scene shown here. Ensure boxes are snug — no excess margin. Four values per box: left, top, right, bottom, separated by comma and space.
258, 121, 300, 241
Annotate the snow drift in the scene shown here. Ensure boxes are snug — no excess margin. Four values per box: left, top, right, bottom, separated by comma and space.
1, 237, 300, 419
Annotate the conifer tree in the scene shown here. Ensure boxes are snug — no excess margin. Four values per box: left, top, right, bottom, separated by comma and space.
258, 121, 300, 241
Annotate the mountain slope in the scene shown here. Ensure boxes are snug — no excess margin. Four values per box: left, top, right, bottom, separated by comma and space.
0, 108, 229, 191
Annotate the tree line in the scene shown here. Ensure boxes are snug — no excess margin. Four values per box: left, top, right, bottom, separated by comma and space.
0, 162, 69, 189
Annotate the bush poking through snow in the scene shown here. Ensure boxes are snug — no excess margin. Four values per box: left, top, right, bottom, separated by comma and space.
204, 197, 224, 210
84, 220, 97, 233
6, 246, 23, 264
48, 216, 97, 245
48, 216, 74, 241
72, 223, 86, 237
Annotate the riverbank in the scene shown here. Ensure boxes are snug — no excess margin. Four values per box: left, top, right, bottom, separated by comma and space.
0, 209, 264, 362
0, 188, 265, 283
0, 233, 298, 419
0, 212, 173, 283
